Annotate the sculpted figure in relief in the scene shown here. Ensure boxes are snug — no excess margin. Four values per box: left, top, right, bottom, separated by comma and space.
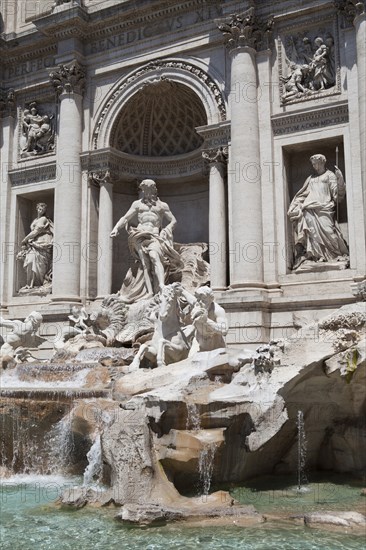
21, 103, 54, 156
288, 154, 349, 270
282, 34, 335, 102
0, 312, 43, 358
17, 203, 54, 291
309, 37, 334, 91
177, 285, 228, 352
110, 179, 183, 302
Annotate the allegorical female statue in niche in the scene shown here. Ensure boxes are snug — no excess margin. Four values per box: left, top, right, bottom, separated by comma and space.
288, 154, 349, 271
17, 203, 54, 293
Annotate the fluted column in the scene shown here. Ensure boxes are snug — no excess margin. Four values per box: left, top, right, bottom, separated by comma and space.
217, 9, 273, 290
49, 60, 86, 303
0, 90, 16, 311
202, 147, 227, 290
90, 171, 114, 298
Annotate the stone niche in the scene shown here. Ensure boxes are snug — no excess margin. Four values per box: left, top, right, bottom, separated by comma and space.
15, 191, 54, 295
283, 137, 348, 272
111, 179, 209, 295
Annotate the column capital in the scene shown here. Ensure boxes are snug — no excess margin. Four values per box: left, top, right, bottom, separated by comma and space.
49, 60, 86, 96
202, 146, 228, 165
88, 169, 114, 187
216, 8, 274, 53
0, 88, 16, 117
335, 0, 365, 26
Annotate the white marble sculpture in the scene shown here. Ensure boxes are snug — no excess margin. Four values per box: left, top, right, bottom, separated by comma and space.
110, 179, 183, 302
17, 203, 54, 293
282, 33, 336, 102
129, 283, 193, 370
0, 312, 43, 358
21, 102, 54, 157
177, 285, 228, 352
54, 306, 90, 351
288, 154, 349, 271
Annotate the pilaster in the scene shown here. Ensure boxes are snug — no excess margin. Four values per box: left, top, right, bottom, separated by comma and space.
0, 90, 16, 312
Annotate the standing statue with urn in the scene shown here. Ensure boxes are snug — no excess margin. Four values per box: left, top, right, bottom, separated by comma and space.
288, 154, 349, 270
17, 203, 54, 292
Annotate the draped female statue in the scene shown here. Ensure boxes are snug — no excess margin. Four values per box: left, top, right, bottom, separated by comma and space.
17, 203, 54, 291
288, 154, 349, 270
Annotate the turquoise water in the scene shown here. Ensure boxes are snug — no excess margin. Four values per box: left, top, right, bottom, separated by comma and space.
1, 476, 365, 550
230, 473, 366, 515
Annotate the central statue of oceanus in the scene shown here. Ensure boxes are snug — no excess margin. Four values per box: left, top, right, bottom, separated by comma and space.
110, 179, 183, 303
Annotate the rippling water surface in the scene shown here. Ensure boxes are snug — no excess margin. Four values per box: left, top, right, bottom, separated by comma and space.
1, 475, 365, 550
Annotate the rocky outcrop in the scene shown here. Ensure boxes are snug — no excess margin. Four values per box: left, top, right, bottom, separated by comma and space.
9, 302, 364, 524
90, 302, 366, 517
304, 511, 366, 529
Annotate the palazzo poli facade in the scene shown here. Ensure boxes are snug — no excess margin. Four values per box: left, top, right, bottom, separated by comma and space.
0, 0, 365, 355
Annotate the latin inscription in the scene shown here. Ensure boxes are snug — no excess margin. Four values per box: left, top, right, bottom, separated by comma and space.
88, 6, 222, 55
5, 56, 56, 79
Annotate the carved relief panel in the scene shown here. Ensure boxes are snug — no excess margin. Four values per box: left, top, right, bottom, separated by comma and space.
278, 16, 341, 105
19, 101, 56, 159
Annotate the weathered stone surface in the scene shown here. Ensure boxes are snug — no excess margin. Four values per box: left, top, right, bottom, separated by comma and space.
116, 503, 184, 525
115, 493, 263, 525
304, 511, 366, 528
109, 302, 366, 491
60, 487, 87, 509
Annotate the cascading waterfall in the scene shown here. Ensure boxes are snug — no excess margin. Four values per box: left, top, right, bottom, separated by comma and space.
83, 434, 103, 487
198, 442, 217, 496
186, 403, 201, 431
46, 409, 75, 475
10, 404, 44, 474
297, 410, 307, 491
186, 403, 216, 496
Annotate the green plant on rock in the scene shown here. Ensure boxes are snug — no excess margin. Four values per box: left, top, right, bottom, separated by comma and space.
344, 349, 360, 384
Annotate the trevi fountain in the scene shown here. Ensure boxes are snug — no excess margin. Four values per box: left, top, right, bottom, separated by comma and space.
0, 1, 365, 549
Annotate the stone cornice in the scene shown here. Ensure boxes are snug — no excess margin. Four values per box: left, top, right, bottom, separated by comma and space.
196, 121, 231, 149
271, 102, 349, 136
1, 0, 222, 50
0, 39, 57, 66
85, 0, 222, 42
49, 60, 86, 96
81, 147, 205, 181
32, 3, 89, 40
216, 7, 274, 52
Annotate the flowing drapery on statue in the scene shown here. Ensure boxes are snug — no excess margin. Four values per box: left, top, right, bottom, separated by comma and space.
111, 179, 183, 303
119, 227, 183, 303
288, 154, 349, 270
17, 203, 54, 291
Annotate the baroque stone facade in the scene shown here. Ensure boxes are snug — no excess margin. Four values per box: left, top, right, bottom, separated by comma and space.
0, 0, 365, 354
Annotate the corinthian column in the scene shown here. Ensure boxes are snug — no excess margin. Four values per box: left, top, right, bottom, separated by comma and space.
202, 147, 228, 290
217, 9, 273, 290
90, 171, 114, 298
0, 90, 16, 311
49, 60, 86, 303
353, 3, 366, 189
